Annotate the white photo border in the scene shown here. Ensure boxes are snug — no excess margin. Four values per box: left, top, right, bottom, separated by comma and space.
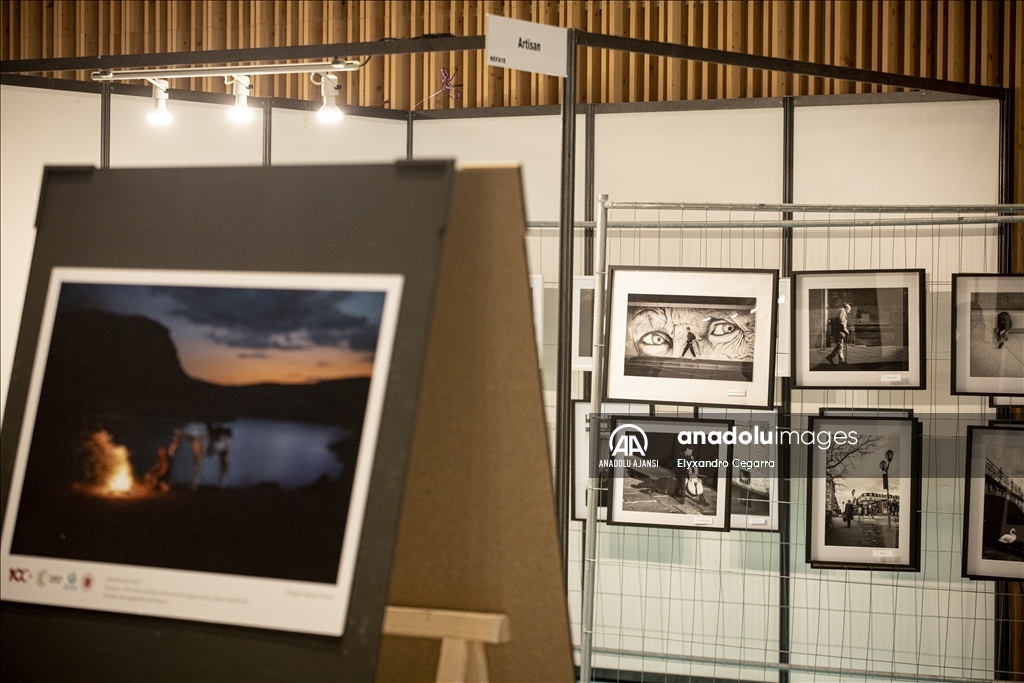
0, 267, 404, 637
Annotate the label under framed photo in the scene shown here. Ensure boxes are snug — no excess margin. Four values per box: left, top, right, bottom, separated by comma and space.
604, 267, 778, 409
0, 267, 404, 636
792, 269, 926, 390
806, 416, 921, 571
951, 274, 1024, 397
607, 416, 733, 531
962, 426, 1024, 581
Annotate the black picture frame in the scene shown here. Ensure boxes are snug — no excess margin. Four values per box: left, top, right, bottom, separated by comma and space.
962, 426, 1024, 581
792, 269, 926, 390
818, 407, 915, 418
806, 416, 922, 571
951, 274, 1024, 397
606, 415, 734, 531
603, 266, 779, 410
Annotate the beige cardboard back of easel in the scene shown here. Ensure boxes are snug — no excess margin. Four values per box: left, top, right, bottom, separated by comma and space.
376, 166, 573, 683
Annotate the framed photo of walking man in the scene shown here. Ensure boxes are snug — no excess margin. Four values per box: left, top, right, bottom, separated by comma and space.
792, 270, 926, 389
806, 416, 921, 570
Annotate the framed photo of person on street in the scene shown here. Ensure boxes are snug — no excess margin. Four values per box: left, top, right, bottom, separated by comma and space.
792, 270, 926, 389
806, 416, 921, 570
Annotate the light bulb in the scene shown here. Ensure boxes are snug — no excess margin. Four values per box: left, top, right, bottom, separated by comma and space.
147, 98, 172, 126
317, 97, 343, 123
228, 93, 254, 122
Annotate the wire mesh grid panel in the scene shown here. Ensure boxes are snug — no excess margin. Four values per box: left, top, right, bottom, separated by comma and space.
566, 204, 1012, 683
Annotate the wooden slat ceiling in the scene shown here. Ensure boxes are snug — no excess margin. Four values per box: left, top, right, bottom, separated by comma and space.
1, 2, 1022, 207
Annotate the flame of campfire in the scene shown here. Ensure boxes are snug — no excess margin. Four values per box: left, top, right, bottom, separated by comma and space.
85, 430, 136, 495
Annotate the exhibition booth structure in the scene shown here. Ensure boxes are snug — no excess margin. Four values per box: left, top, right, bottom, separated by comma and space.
1, 25, 1022, 683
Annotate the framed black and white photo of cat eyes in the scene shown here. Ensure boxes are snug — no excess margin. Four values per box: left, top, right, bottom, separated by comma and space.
603, 267, 779, 410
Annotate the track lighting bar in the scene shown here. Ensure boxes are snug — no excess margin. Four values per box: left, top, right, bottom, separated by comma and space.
92, 59, 362, 82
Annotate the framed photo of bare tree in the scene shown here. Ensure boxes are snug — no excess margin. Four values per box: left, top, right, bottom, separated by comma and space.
806, 416, 921, 570
962, 426, 1024, 580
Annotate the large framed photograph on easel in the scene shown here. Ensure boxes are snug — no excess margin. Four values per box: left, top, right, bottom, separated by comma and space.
604, 267, 778, 409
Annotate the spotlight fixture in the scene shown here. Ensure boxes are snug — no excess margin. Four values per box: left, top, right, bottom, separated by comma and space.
226, 75, 253, 123
316, 73, 343, 123
146, 78, 171, 125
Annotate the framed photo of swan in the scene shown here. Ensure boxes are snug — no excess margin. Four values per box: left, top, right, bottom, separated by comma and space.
0, 267, 404, 637
793, 269, 926, 390
806, 416, 921, 571
951, 274, 1024, 397
603, 267, 778, 410
962, 426, 1024, 581
606, 416, 733, 531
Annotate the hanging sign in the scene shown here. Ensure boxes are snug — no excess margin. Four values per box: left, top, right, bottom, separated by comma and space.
485, 15, 568, 78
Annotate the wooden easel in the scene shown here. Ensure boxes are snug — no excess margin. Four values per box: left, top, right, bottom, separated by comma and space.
375, 167, 574, 682
383, 607, 510, 683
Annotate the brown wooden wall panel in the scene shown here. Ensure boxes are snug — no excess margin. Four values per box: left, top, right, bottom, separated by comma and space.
0, 0, 1021, 200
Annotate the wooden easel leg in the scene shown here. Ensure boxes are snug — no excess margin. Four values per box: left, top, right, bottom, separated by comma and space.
464, 641, 489, 683
436, 638, 469, 683
435, 638, 489, 683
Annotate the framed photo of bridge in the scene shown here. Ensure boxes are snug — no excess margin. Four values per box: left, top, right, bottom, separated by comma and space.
603, 267, 778, 410
962, 426, 1024, 581
951, 274, 1024, 397
792, 269, 926, 390
806, 415, 921, 571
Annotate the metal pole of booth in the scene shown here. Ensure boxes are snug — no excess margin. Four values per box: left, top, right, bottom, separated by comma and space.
555, 29, 580, 579
580, 193, 610, 683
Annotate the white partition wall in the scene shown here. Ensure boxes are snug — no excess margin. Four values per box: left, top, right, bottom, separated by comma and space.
109, 95, 263, 167
0, 85, 102, 419
595, 106, 785, 203
272, 108, 406, 164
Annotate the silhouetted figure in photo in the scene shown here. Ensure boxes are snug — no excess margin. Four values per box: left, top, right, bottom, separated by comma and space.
843, 499, 854, 527
681, 327, 698, 358
826, 303, 852, 365
995, 311, 1012, 348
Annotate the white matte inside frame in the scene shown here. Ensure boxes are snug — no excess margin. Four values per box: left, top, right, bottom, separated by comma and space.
0, 267, 404, 637
808, 419, 915, 568
605, 268, 777, 409
953, 274, 1024, 396
793, 270, 924, 388
964, 428, 1024, 580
